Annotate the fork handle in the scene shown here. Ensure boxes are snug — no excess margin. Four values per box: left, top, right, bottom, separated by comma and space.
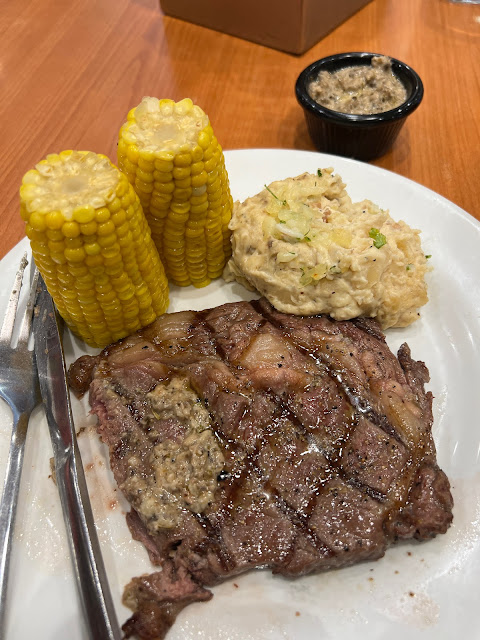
0, 411, 30, 638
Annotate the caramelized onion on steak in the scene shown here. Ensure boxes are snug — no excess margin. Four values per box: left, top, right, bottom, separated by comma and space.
70, 299, 453, 639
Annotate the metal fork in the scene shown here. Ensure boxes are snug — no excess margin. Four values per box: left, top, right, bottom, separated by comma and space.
0, 254, 39, 636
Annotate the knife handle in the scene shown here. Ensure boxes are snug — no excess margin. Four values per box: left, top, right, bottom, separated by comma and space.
52, 435, 122, 640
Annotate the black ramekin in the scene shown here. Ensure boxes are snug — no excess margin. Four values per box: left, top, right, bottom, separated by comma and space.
295, 52, 424, 161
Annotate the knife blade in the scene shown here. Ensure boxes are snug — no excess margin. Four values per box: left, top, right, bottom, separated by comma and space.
33, 274, 121, 640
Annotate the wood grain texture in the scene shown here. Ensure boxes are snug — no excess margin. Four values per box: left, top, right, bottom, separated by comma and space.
1, 0, 479, 259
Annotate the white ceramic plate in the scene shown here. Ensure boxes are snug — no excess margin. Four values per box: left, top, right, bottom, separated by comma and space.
1, 149, 479, 640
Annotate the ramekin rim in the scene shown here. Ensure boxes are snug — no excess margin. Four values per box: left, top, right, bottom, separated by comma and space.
295, 51, 424, 125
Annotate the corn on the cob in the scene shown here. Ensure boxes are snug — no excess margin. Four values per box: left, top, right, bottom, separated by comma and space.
20, 150, 169, 348
117, 97, 233, 288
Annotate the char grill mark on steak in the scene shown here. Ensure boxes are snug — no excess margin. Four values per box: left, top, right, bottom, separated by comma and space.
255, 304, 452, 536
187, 309, 358, 560
251, 298, 406, 446
191, 511, 237, 573
69, 298, 454, 640
251, 302, 435, 495
266, 483, 332, 557
213, 417, 333, 560
183, 383, 333, 568
182, 303, 396, 577
267, 393, 389, 504
250, 301, 440, 524
241, 303, 401, 503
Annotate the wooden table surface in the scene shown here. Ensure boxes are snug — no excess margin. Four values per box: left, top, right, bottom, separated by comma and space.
1, 0, 479, 260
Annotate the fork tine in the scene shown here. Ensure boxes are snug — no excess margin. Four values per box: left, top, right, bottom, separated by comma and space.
17, 268, 40, 345
0, 253, 28, 344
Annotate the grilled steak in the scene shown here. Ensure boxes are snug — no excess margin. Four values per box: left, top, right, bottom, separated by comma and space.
69, 298, 453, 639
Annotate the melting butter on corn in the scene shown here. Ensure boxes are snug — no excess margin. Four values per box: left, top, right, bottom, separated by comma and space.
20, 150, 169, 348
118, 97, 233, 288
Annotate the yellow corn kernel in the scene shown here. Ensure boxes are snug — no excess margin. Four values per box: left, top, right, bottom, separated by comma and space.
117, 97, 233, 287
20, 150, 169, 348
